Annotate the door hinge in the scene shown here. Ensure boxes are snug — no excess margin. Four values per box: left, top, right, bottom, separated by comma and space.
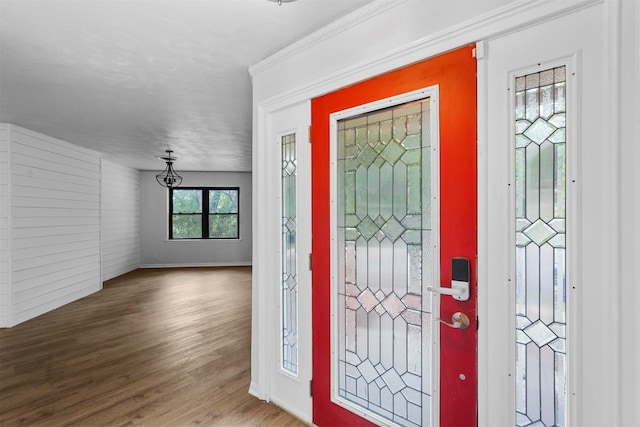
308, 253, 313, 271
308, 125, 312, 144
310, 379, 313, 397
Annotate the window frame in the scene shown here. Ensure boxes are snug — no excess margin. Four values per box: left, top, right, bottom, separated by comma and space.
169, 186, 240, 240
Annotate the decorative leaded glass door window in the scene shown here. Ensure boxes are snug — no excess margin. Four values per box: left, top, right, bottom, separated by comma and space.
333, 93, 438, 427
514, 66, 567, 427
281, 132, 298, 374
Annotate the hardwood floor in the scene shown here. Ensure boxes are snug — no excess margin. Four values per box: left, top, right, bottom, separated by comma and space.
0, 267, 307, 426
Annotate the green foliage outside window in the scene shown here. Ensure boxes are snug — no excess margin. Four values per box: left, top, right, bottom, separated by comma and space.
170, 188, 239, 239
209, 215, 238, 238
209, 190, 237, 213
172, 215, 202, 239
173, 190, 202, 213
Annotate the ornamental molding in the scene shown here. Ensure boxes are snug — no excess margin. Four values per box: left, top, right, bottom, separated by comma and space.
248, 0, 407, 77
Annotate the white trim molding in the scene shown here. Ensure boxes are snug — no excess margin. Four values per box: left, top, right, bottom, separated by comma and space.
138, 262, 251, 269
252, 0, 601, 112
249, 0, 407, 77
600, 0, 623, 423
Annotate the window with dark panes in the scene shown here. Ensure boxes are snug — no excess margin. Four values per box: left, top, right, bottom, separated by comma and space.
170, 187, 239, 239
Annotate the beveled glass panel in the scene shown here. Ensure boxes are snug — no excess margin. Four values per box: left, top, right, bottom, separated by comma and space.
540, 85, 554, 119
515, 343, 527, 413
356, 126, 368, 149
337, 98, 432, 427
526, 244, 540, 322
393, 162, 408, 219
380, 163, 393, 220
407, 114, 422, 136
555, 352, 567, 427
369, 123, 381, 143
368, 165, 380, 219
356, 167, 368, 219
526, 344, 541, 419
554, 83, 566, 113
515, 149, 526, 218
540, 244, 555, 324
393, 116, 407, 141
338, 129, 346, 158
554, 248, 566, 323
407, 165, 421, 215
524, 118, 556, 144
515, 247, 526, 315
345, 171, 356, 215
525, 143, 540, 222
514, 66, 567, 426
549, 128, 566, 143
421, 143, 432, 225
380, 239, 394, 294
515, 91, 526, 119
555, 144, 566, 218
540, 346, 556, 426
539, 141, 555, 222
525, 88, 540, 122
281, 133, 298, 374
368, 239, 381, 292
380, 120, 393, 143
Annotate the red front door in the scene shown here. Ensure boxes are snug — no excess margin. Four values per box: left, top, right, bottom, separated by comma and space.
311, 46, 477, 426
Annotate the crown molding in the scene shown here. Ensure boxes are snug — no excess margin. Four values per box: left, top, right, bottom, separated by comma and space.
256, 0, 602, 112
249, 0, 407, 77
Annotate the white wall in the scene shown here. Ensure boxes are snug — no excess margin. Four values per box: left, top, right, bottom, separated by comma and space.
619, 0, 640, 422
101, 160, 140, 281
0, 125, 11, 327
139, 170, 252, 267
0, 124, 102, 326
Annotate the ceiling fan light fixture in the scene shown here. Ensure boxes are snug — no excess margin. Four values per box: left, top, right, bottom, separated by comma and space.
155, 149, 183, 188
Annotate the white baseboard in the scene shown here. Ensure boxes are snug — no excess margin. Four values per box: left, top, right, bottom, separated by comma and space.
248, 380, 266, 401
138, 262, 252, 268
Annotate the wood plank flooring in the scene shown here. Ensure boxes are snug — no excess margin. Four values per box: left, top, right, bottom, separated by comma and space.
0, 267, 307, 426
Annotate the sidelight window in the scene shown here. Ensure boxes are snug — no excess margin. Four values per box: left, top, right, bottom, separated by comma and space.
514, 66, 567, 427
281, 133, 299, 375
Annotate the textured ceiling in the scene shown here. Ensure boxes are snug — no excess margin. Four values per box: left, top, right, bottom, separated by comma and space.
0, 0, 374, 171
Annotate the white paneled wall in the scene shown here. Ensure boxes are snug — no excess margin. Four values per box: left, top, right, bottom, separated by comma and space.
1, 124, 102, 326
0, 125, 11, 327
101, 160, 139, 281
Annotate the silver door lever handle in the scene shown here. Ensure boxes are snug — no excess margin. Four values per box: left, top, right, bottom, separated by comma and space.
434, 312, 470, 330
427, 286, 463, 297
427, 280, 470, 301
